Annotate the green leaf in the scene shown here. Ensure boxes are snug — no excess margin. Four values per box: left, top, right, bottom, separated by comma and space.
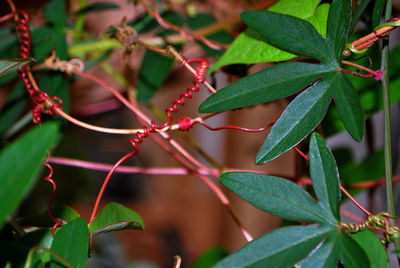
326, 0, 351, 60
213, 225, 335, 268
300, 231, 371, 268
309, 133, 341, 221
73, 2, 120, 15
0, 123, 59, 229
307, 4, 330, 38
352, 230, 389, 268
210, 0, 329, 72
339, 231, 370, 268
17, 205, 80, 228
0, 58, 31, 77
0, 82, 27, 136
137, 50, 174, 103
220, 172, 336, 225
200, 62, 334, 113
256, 78, 332, 164
240, 10, 331, 63
299, 236, 338, 268
88, 202, 144, 234
331, 73, 364, 141
44, 0, 67, 27
51, 218, 89, 268
192, 247, 227, 268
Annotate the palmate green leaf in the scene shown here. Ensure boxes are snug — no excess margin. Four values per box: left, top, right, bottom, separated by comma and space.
137, 50, 174, 104
240, 10, 332, 64
0, 58, 31, 77
51, 218, 89, 268
0, 123, 59, 230
199, 62, 334, 112
201, 0, 362, 163
309, 133, 341, 221
220, 172, 336, 225
209, 0, 329, 72
88, 202, 144, 234
352, 230, 389, 268
300, 231, 371, 268
256, 78, 332, 163
213, 225, 335, 268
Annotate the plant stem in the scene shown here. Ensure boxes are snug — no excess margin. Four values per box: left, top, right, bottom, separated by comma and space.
382, 0, 395, 219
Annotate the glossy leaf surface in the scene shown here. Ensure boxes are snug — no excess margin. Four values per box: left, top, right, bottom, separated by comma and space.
256, 79, 332, 163
214, 225, 334, 268
220, 172, 336, 225
309, 133, 341, 220
0, 123, 59, 229
200, 62, 334, 112
240, 10, 332, 63
201, 0, 362, 163
352, 230, 389, 268
88, 202, 144, 234
51, 218, 89, 268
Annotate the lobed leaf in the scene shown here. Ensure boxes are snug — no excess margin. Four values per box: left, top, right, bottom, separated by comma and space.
88, 202, 144, 234
200, 62, 334, 113
309, 133, 341, 221
213, 225, 335, 268
220, 172, 336, 225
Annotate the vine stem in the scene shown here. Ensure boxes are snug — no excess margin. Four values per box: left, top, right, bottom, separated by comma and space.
89, 151, 136, 223
340, 186, 372, 216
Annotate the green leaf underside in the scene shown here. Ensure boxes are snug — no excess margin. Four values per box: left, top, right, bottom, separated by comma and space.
300, 231, 371, 268
209, 0, 329, 72
256, 77, 333, 164
331, 72, 364, 141
199, 62, 334, 113
0, 58, 31, 77
0, 123, 59, 229
220, 172, 336, 225
88, 202, 144, 234
326, 0, 351, 60
241, 10, 333, 64
309, 133, 341, 221
51, 218, 89, 268
352, 230, 389, 268
213, 225, 335, 268
137, 50, 174, 104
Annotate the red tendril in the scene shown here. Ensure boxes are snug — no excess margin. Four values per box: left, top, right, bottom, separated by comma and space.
14, 9, 62, 123
43, 162, 62, 235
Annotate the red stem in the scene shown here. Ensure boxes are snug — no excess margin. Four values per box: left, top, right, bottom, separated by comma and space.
89, 151, 136, 223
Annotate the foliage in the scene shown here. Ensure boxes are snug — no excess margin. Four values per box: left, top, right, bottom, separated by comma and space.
0, 0, 399, 267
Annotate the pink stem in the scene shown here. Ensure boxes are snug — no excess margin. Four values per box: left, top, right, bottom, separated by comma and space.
49, 156, 214, 176
340, 185, 372, 216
